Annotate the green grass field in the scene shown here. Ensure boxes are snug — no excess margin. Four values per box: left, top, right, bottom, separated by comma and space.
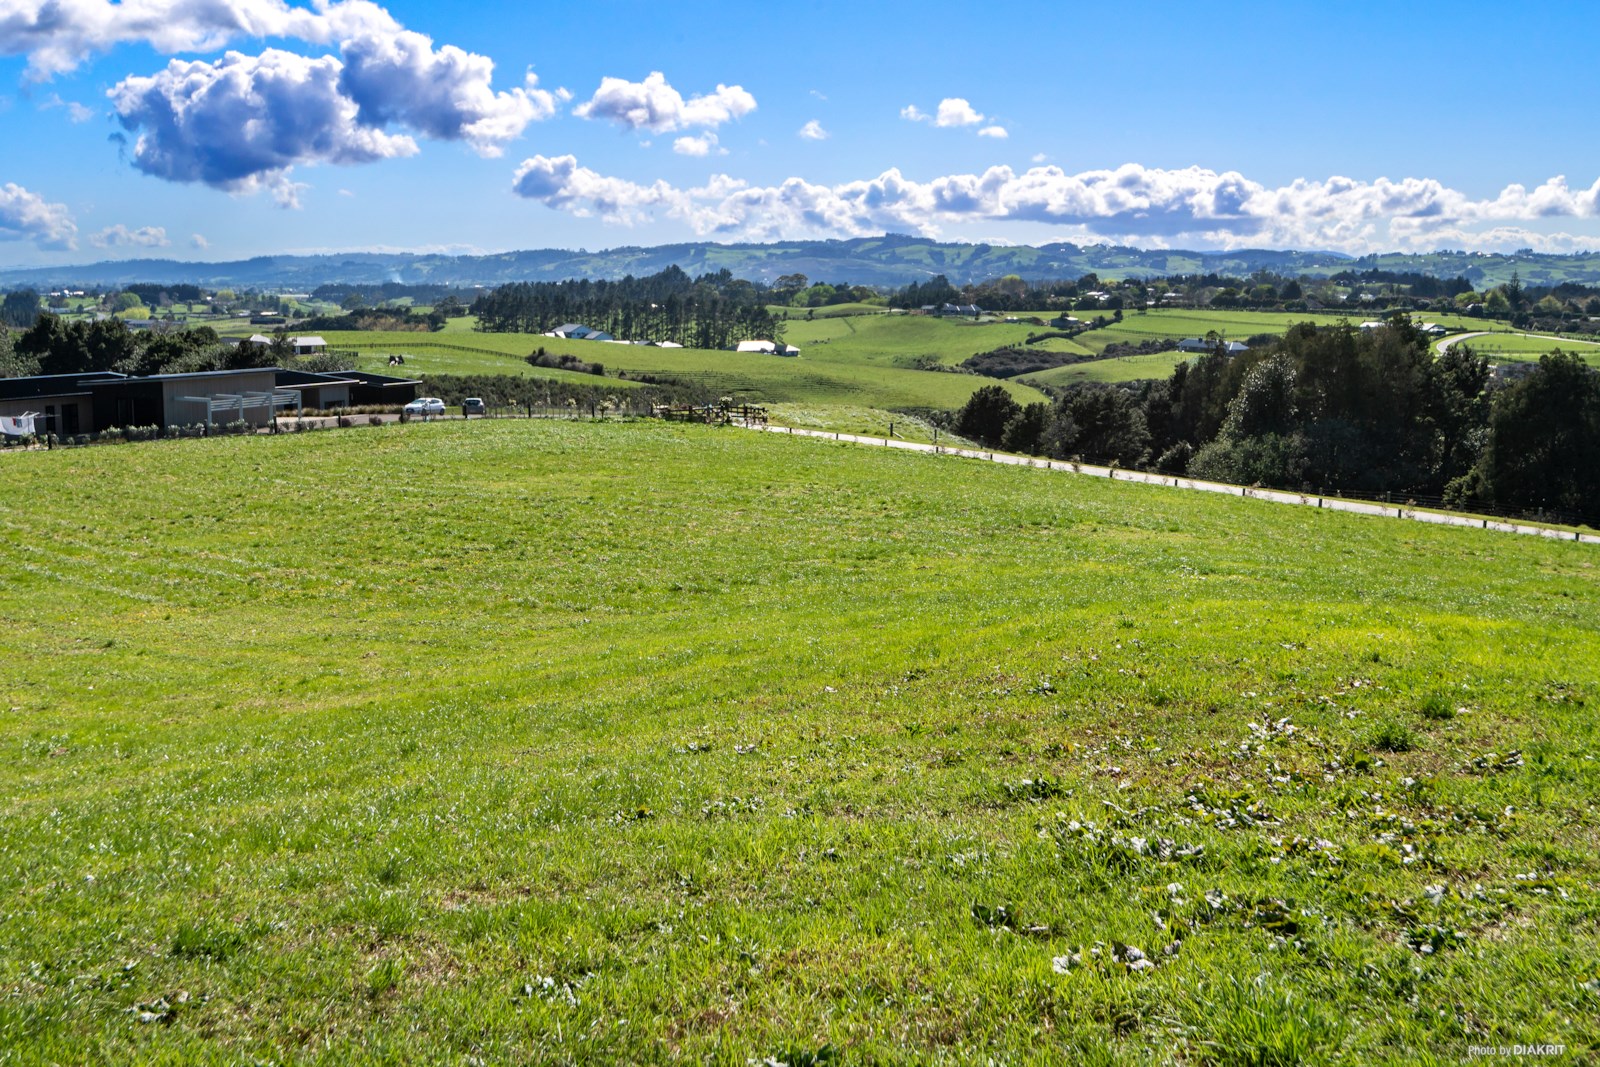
2, 421, 1597, 1064
1450, 333, 1600, 365
1023, 351, 1195, 388
321, 330, 1044, 410
192, 310, 1542, 415
770, 303, 893, 319
336, 342, 641, 389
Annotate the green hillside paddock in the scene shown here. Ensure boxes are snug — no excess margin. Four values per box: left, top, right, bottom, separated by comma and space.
2, 420, 1596, 1064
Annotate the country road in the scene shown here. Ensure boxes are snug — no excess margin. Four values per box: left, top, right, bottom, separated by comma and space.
751, 423, 1600, 546
1437, 331, 1490, 354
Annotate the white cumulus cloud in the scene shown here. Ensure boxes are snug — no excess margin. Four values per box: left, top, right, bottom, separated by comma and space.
798, 119, 828, 141
511, 154, 683, 225
109, 48, 419, 202
574, 71, 754, 132
10, 0, 559, 197
977, 125, 1008, 139
338, 30, 561, 156
90, 223, 170, 248
0, 0, 401, 79
507, 156, 1600, 254
672, 131, 723, 157
0, 181, 78, 249
190, 232, 209, 248
935, 98, 983, 127
106, 19, 559, 198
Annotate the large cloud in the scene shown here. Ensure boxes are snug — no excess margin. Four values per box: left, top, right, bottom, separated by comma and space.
109, 48, 419, 197
0, 0, 398, 79
574, 71, 754, 132
0, 182, 78, 250
509, 157, 1600, 253
338, 30, 562, 156
511, 155, 682, 225
108, 23, 560, 197
6, 0, 558, 198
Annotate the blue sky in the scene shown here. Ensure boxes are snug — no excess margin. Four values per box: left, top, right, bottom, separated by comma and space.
2, 0, 1599, 266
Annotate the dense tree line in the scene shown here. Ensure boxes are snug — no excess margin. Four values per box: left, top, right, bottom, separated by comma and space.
123, 283, 205, 306
1326, 269, 1474, 299
885, 268, 1600, 328
2, 289, 42, 329
0, 313, 348, 378
311, 282, 470, 307
471, 266, 784, 348
297, 306, 447, 332
7, 314, 242, 377
955, 319, 1600, 525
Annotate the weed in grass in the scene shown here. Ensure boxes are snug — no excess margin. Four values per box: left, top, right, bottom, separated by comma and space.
1367, 720, 1416, 753
1196, 977, 1340, 1067
1419, 693, 1456, 721
364, 957, 405, 999
169, 921, 252, 961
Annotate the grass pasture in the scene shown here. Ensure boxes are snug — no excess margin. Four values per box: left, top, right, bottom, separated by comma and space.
1451, 333, 1600, 365
280, 311, 1555, 416
1023, 350, 1195, 387
770, 302, 893, 319
320, 329, 1045, 410
2, 420, 1598, 1064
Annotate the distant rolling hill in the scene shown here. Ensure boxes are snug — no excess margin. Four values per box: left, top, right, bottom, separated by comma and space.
6, 235, 1600, 289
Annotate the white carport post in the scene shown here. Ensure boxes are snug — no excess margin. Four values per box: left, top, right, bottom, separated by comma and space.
180, 395, 218, 428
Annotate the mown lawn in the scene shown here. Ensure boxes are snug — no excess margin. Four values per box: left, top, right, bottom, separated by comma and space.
1, 420, 1597, 1064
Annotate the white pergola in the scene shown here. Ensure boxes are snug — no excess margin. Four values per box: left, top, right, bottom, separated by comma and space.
177, 390, 301, 425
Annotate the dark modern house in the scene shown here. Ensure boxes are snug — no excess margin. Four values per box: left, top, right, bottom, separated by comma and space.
0, 371, 130, 436
273, 369, 420, 409
1, 368, 300, 435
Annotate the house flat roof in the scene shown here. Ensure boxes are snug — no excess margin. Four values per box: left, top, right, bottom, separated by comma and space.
0, 371, 126, 401
338, 370, 422, 387
86, 368, 288, 394
274, 369, 359, 386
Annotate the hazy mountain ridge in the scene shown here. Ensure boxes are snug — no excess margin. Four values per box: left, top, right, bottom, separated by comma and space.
6, 237, 1600, 290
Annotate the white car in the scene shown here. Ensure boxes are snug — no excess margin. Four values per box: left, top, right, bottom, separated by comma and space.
403, 397, 446, 418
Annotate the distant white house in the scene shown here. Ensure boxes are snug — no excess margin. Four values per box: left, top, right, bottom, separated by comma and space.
1177, 338, 1248, 355
1049, 315, 1081, 329
936, 303, 982, 317
734, 341, 801, 356
292, 335, 327, 355
547, 323, 613, 341
1418, 323, 1448, 336
1358, 321, 1387, 331
656, 341, 684, 348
